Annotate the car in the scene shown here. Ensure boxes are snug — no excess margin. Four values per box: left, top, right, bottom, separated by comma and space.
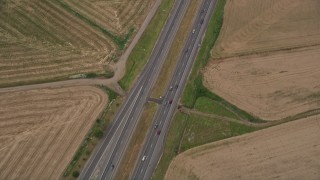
156, 130, 161, 135
185, 49, 189, 53
111, 164, 115, 170
192, 29, 195, 34
154, 124, 159, 129
175, 84, 178, 89
169, 100, 173, 104
169, 86, 173, 91
200, 19, 204, 24
142, 155, 147, 161
163, 100, 167, 105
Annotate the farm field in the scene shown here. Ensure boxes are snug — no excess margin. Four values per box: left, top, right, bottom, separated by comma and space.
0, 0, 155, 87
204, 0, 320, 120
211, 0, 320, 58
204, 46, 320, 120
165, 115, 320, 180
0, 86, 108, 179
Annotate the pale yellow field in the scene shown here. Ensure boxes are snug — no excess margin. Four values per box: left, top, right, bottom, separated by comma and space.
0, 86, 108, 179
0, 0, 155, 87
212, 0, 320, 58
204, 0, 320, 120
204, 46, 320, 120
165, 115, 320, 180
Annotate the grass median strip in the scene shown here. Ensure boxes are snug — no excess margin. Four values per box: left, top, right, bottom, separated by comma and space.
119, 0, 175, 90
115, 102, 157, 180
150, 0, 203, 98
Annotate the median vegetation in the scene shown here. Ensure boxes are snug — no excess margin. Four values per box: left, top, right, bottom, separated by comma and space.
119, 0, 175, 90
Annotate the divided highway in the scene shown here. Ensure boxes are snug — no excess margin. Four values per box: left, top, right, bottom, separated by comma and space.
132, 0, 218, 179
79, 0, 191, 179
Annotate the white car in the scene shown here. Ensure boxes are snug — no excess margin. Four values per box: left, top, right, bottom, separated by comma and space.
142, 155, 147, 161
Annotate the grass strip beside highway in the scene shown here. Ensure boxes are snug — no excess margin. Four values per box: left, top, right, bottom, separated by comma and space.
119, 0, 175, 91
194, 97, 239, 120
115, 103, 157, 180
152, 112, 188, 180
181, 0, 225, 107
179, 114, 257, 152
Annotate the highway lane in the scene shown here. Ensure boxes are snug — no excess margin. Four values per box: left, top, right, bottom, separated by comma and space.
131, 0, 218, 179
79, 0, 191, 179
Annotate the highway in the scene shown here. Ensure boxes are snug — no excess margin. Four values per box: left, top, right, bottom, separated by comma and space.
131, 0, 218, 179
79, 0, 191, 179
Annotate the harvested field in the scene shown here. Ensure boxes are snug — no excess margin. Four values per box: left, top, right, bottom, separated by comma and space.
204, 46, 320, 120
212, 0, 320, 58
165, 115, 320, 180
0, 86, 108, 179
204, 0, 320, 120
0, 0, 155, 87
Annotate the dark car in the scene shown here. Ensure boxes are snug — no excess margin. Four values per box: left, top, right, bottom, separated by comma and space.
200, 19, 204, 24
169, 100, 173, 104
157, 130, 161, 135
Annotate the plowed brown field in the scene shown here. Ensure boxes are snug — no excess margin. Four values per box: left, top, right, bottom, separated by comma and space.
0, 86, 108, 179
204, 0, 320, 120
165, 115, 320, 180
0, 0, 155, 87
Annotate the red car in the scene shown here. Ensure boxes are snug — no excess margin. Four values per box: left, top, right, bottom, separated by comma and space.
169, 100, 173, 104
156, 130, 161, 135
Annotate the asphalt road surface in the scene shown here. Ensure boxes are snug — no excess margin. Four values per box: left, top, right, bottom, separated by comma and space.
79, 0, 191, 179
131, 0, 218, 179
